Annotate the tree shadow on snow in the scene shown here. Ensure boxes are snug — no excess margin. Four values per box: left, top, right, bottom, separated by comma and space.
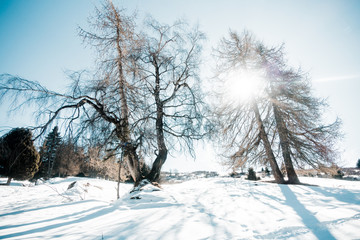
279, 185, 336, 240
0, 204, 105, 231
106, 187, 234, 239
0, 202, 115, 239
0, 200, 96, 218
309, 185, 360, 205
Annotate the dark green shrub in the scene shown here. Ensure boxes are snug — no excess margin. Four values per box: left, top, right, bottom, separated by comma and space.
247, 167, 259, 181
0, 128, 40, 184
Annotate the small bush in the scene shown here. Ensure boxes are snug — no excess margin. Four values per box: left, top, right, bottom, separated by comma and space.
247, 168, 260, 181
332, 169, 344, 179
265, 167, 270, 176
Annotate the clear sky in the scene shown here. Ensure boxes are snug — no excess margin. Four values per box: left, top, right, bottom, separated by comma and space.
0, 0, 359, 171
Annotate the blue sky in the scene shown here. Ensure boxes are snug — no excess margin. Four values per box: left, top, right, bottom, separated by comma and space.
0, 0, 359, 170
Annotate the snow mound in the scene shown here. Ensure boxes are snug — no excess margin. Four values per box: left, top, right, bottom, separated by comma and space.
116, 180, 180, 210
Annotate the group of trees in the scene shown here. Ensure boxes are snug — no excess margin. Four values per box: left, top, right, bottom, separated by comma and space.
1, 2, 207, 186
36, 126, 133, 181
0, 126, 132, 184
36, 126, 85, 179
212, 31, 340, 184
0, 2, 341, 186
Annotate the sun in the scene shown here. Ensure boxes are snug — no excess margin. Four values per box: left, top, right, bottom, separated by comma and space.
222, 68, 265, 105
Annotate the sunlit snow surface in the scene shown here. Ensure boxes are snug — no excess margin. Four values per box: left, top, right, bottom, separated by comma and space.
0, 176, 359, 239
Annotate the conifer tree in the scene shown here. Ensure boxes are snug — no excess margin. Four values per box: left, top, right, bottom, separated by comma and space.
0, 128, 40, 185
40, 126, 62, 178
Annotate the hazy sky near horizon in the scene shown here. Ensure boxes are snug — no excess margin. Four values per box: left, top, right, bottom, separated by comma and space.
0, 0, 359, 170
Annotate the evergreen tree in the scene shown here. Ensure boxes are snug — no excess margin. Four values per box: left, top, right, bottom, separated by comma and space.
356, 159, 360, 169
40, 126, 62, 178
0, 128, 40, 185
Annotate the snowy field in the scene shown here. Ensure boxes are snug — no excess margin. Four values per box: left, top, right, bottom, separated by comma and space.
0, 176, 359, 240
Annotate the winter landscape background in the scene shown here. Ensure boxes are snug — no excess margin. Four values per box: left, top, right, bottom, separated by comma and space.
1, 0, 360, 170
1, 1, 360, 239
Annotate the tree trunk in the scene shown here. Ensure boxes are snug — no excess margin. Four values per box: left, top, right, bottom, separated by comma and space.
146, 62, 168, 183
272, 103, 300, 184
114, 18, 142, 186
47, 155, 51, 179
252, 101, 285, 184
147, 149, 167, 182
123, 145, 142, 186
6, 176, 12, 185
117, 160, 121, 199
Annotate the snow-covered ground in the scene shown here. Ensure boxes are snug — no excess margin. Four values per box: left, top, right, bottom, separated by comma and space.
0, 176, 359, 240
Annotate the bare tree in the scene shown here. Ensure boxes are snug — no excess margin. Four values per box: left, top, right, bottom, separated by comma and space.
213, 31, 285, 183
0, 1, 144, 185
266, 64, 341, 179
82, 145, 124, 181
212, 30, 341, 183
250, 32, 341, 183
54, 137, 84, 177
0, 2, 208, 186
136, 18, 206, 182
78, 2, 146, 184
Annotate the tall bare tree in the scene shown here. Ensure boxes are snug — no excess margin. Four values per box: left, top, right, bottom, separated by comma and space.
78, 2, 148, 184
252, 33, 341, 183
213, 30, 341, 183
213, 31, 285, 183
0, 2, 144, 185
265, 61, 341, 179
136, 18, 206, 182
0, 2, 208, 186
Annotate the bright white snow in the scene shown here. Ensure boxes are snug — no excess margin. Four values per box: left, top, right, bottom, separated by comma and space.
0, 176, 359, 239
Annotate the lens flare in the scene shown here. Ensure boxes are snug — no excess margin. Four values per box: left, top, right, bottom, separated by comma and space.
222, 68, 265, 105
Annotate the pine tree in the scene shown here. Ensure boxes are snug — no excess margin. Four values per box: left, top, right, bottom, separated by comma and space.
356, 159, 360, 169
40, 126, 61, 178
